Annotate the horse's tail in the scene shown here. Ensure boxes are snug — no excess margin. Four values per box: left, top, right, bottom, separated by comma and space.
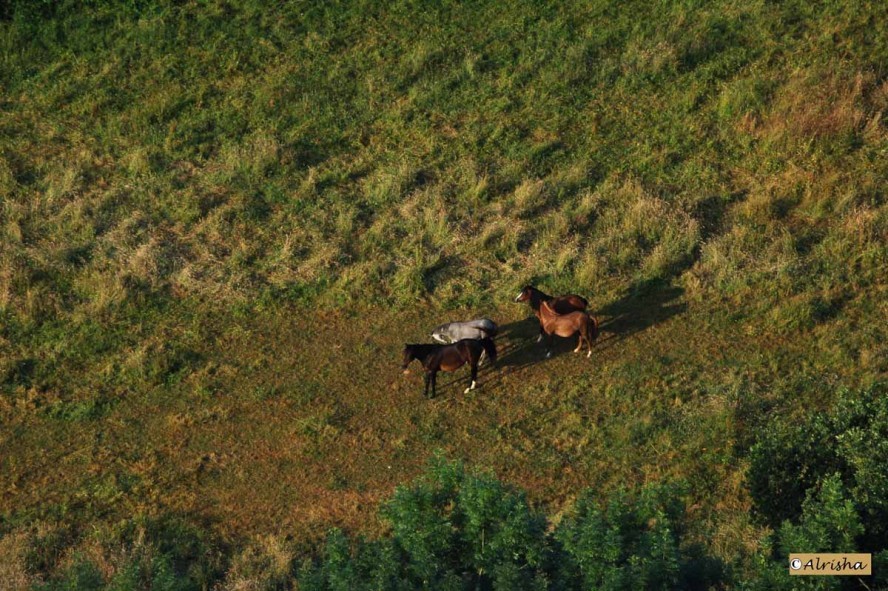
476, 324, 498, 338
480, 337, 497, 364
468, 318, 497, 334
587, 314, 599, 341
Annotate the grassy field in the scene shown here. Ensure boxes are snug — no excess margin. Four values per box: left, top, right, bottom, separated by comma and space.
1, 0, 887, 588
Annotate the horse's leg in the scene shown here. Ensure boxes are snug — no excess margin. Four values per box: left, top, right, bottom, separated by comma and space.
423, 372, 431, 398
536, 323, 545, 343
546, 333, 554, 358
574, 322, 585, 353
431, 370, 438, 398
464, 357, 478, 394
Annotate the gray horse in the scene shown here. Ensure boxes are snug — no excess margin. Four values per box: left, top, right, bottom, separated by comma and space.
431, 318, 498, 364
431, 317, 498, 342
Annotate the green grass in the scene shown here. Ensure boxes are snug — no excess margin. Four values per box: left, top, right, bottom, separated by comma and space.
1, 0, 887, 588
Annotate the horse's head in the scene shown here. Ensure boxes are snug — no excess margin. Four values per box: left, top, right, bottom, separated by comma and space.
514, 285, 534, 303
430, 324, 450, 343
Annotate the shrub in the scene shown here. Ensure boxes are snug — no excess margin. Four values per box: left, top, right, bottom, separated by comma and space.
22, 516, 223, 591
740, 474, 887, 590
300, 457, 550, 590
298, 458, 714, 590
554, 484, 688, 591
747, 384, 888, 550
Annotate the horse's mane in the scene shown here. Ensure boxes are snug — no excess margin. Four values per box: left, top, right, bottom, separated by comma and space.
526, 285, 552, 300
525, 285, 552, 312
532, 286, 589, 310
405, 343, 445, 361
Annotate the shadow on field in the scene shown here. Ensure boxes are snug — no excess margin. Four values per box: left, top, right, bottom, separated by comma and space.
425, 192, 743, 397
429, 280, 690, 397
596, 283, 687, 349
591, 190, 746, 348
428, 316, 561, 396
495, 316, 571, 367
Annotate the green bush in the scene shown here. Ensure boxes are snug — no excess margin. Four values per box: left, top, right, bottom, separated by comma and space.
38, 558, 105, 591
37, 552, 186, 591
741, 474, 887, 590
299, 458, 716, 591
747, 384, 888, 550
13, 446, 888, 589
26, 516, 223, 591
554, 484, 687, 590
300, 458, 550, 591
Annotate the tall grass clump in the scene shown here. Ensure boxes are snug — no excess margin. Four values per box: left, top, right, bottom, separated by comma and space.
1, 0, 885, 312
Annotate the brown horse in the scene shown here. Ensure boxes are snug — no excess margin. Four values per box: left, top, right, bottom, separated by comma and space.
538, 300, 598, 358
402, 338, 497, 398
514, 285, 589, 342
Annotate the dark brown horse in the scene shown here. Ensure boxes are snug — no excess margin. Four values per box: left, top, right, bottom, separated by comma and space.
402, 338, 497, 398
538, 300, 598, 358
514, 285, 589, 342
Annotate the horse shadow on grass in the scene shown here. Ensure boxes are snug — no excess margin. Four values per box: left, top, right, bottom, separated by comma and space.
426, 317, 550, 396
428, 192, 747, 397
430, 282, 687, 396
425, 315, 575, 397
594, 280, 687, 351
496, 278, 688, 364
588, 190, 746, 348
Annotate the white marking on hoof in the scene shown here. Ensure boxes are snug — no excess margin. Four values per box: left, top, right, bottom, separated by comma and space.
587, 350, 592, 358
464, 380, 476, 394
536, 335, 544, 343
546, 351, 552, 358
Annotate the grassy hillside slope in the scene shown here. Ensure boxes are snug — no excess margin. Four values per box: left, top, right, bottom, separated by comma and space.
1, 0, 886, 588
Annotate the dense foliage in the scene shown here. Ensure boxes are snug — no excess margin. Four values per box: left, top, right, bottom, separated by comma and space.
9, 438, 888, 589
24, 459, 707, 590
301, 444, 888, 590
748, 385, 888, 556
300, 459, 711, 590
